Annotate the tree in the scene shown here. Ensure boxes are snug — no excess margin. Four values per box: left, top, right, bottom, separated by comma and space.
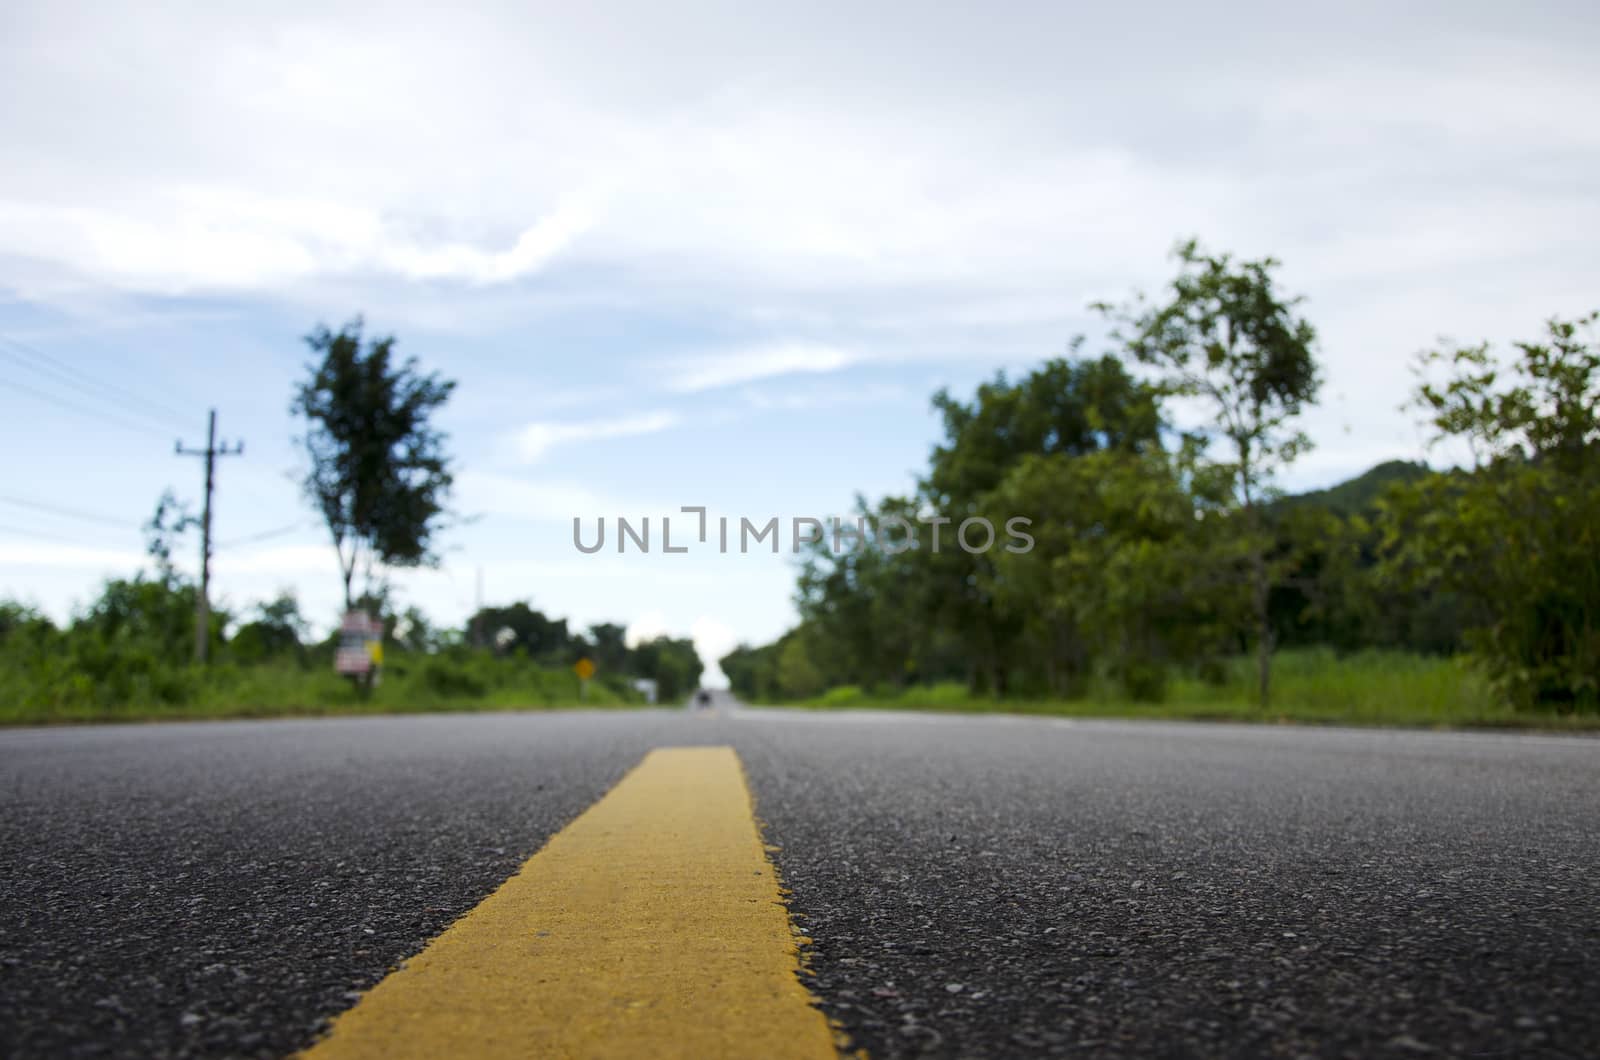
795, 495, 931, 693
1265, 461, 1471, 656
985, 445, 1236, 700
1410, 312, 1599, 476
391, 605, 440, 654
77, 577, 219, 668
586, 622, 631, 675
926, 350, 1163, 504
144, 490, 197, 590
292, 319, 457, 610
628, 636, 703, 701
784, 354, 1171, 699
776, 633, 825, 700
1382, 311, 1599, 709
921, 353, 1166, 694
230, 592, 307, 664
1098, 239, 1321, 707
466, 603, 573, 661
0, 602, 56, 652
721, 640, 782, 701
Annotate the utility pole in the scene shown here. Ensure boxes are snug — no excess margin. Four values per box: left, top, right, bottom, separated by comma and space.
473, 565, 484, 649
176, 409, 243, 664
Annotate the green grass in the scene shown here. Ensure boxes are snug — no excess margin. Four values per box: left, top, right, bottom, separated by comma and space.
7, 647, 1593, 731
784, 649, 1600, 731
0, 653, 649, 726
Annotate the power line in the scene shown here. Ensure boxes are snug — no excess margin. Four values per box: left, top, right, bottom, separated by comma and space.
218, 521, 313, 548
0, 522, 124, 548
235, 458, 298, 494
0, 348, 183, 438
0, 332, 193, 429
1, 373, 180, 443
0, 495, 133, 530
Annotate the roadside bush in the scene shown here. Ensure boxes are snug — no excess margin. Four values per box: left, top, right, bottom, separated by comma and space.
814, 684, 868, 707
418, 658, 489, 698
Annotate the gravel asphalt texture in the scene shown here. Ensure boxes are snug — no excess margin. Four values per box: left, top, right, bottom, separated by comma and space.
2, 701, 1597, 1058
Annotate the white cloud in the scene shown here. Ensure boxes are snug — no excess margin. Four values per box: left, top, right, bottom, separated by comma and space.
740, 380, 909, 411
665, 342, 856, 393
4, 3, 1597, 362
625, 610, 669, 648
380, 198, 598, 284
212, 544, 334, 577
512, 412, 679, 463
455, 470, 666, 523
0, 542, 144, 571
0, 191, 593, 295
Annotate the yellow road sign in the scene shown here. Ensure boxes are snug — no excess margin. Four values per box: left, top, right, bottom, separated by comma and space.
573, 657, 596, 681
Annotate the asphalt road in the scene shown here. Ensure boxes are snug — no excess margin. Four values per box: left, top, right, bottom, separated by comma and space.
2, 701, 1597, 1058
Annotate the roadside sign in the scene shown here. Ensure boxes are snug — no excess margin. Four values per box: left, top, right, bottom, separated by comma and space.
574, 657, 596, 681
336, 610, 383, 677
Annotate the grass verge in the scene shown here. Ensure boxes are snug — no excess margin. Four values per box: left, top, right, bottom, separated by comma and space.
781, 649, 1600, 731
0, 654, 647, 726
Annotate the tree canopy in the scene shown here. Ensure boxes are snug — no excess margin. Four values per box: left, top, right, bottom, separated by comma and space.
1380, 312, 1600, 708
1096, 240, 1321, 705
293, 319, 457, 610
726, 248, 1595, 719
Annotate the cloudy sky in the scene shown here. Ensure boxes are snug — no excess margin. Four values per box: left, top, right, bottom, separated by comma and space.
2, 0, 1596, 681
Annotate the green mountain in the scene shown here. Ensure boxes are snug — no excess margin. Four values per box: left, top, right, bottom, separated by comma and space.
1278, 460, 1432, 516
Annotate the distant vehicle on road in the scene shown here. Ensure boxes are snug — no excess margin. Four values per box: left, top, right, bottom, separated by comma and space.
694, 689, 713, 709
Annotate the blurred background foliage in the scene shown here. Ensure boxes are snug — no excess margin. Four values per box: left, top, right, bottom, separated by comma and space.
4, 251, 1593, 727
723, 291, 1598, 722
0, 582, 702, 723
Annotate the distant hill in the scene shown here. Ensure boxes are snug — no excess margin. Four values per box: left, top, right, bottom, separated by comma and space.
1277, 460, 1432, 516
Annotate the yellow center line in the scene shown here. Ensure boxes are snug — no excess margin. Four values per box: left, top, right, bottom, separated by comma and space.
302, 746, 840, 1059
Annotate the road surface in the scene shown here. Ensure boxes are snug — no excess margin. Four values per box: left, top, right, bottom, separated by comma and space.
2, 698, 1597, 1057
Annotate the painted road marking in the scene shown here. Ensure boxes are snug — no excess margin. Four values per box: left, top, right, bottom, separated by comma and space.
303, 746, 839, 1059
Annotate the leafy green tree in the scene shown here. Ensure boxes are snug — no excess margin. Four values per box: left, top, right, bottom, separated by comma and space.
1264, 503, 1368, 651
987, 447, 1233, 699
629, 635, 703, 701
585, 622, 630, 675
795, 496, 932, 692
786, 354, 1171, 699
292, 319, 456, 610
390, 605, 439, 654
1097, 239, 1321, 707
926, 350, 1163, 504
143, 490, 197, 589
230, 592, 309, 664
1263, 462, 1476, 655
1382, 311, 1599, 708
921, 354, 1166, 693
1411, 312, 1599, 476
76, 578, 213, 663
65, 578, 220, 709
467, 603, 573, 661
720, 641, 778, 701
0, 602, 56, 648
776, 632, 825, 700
